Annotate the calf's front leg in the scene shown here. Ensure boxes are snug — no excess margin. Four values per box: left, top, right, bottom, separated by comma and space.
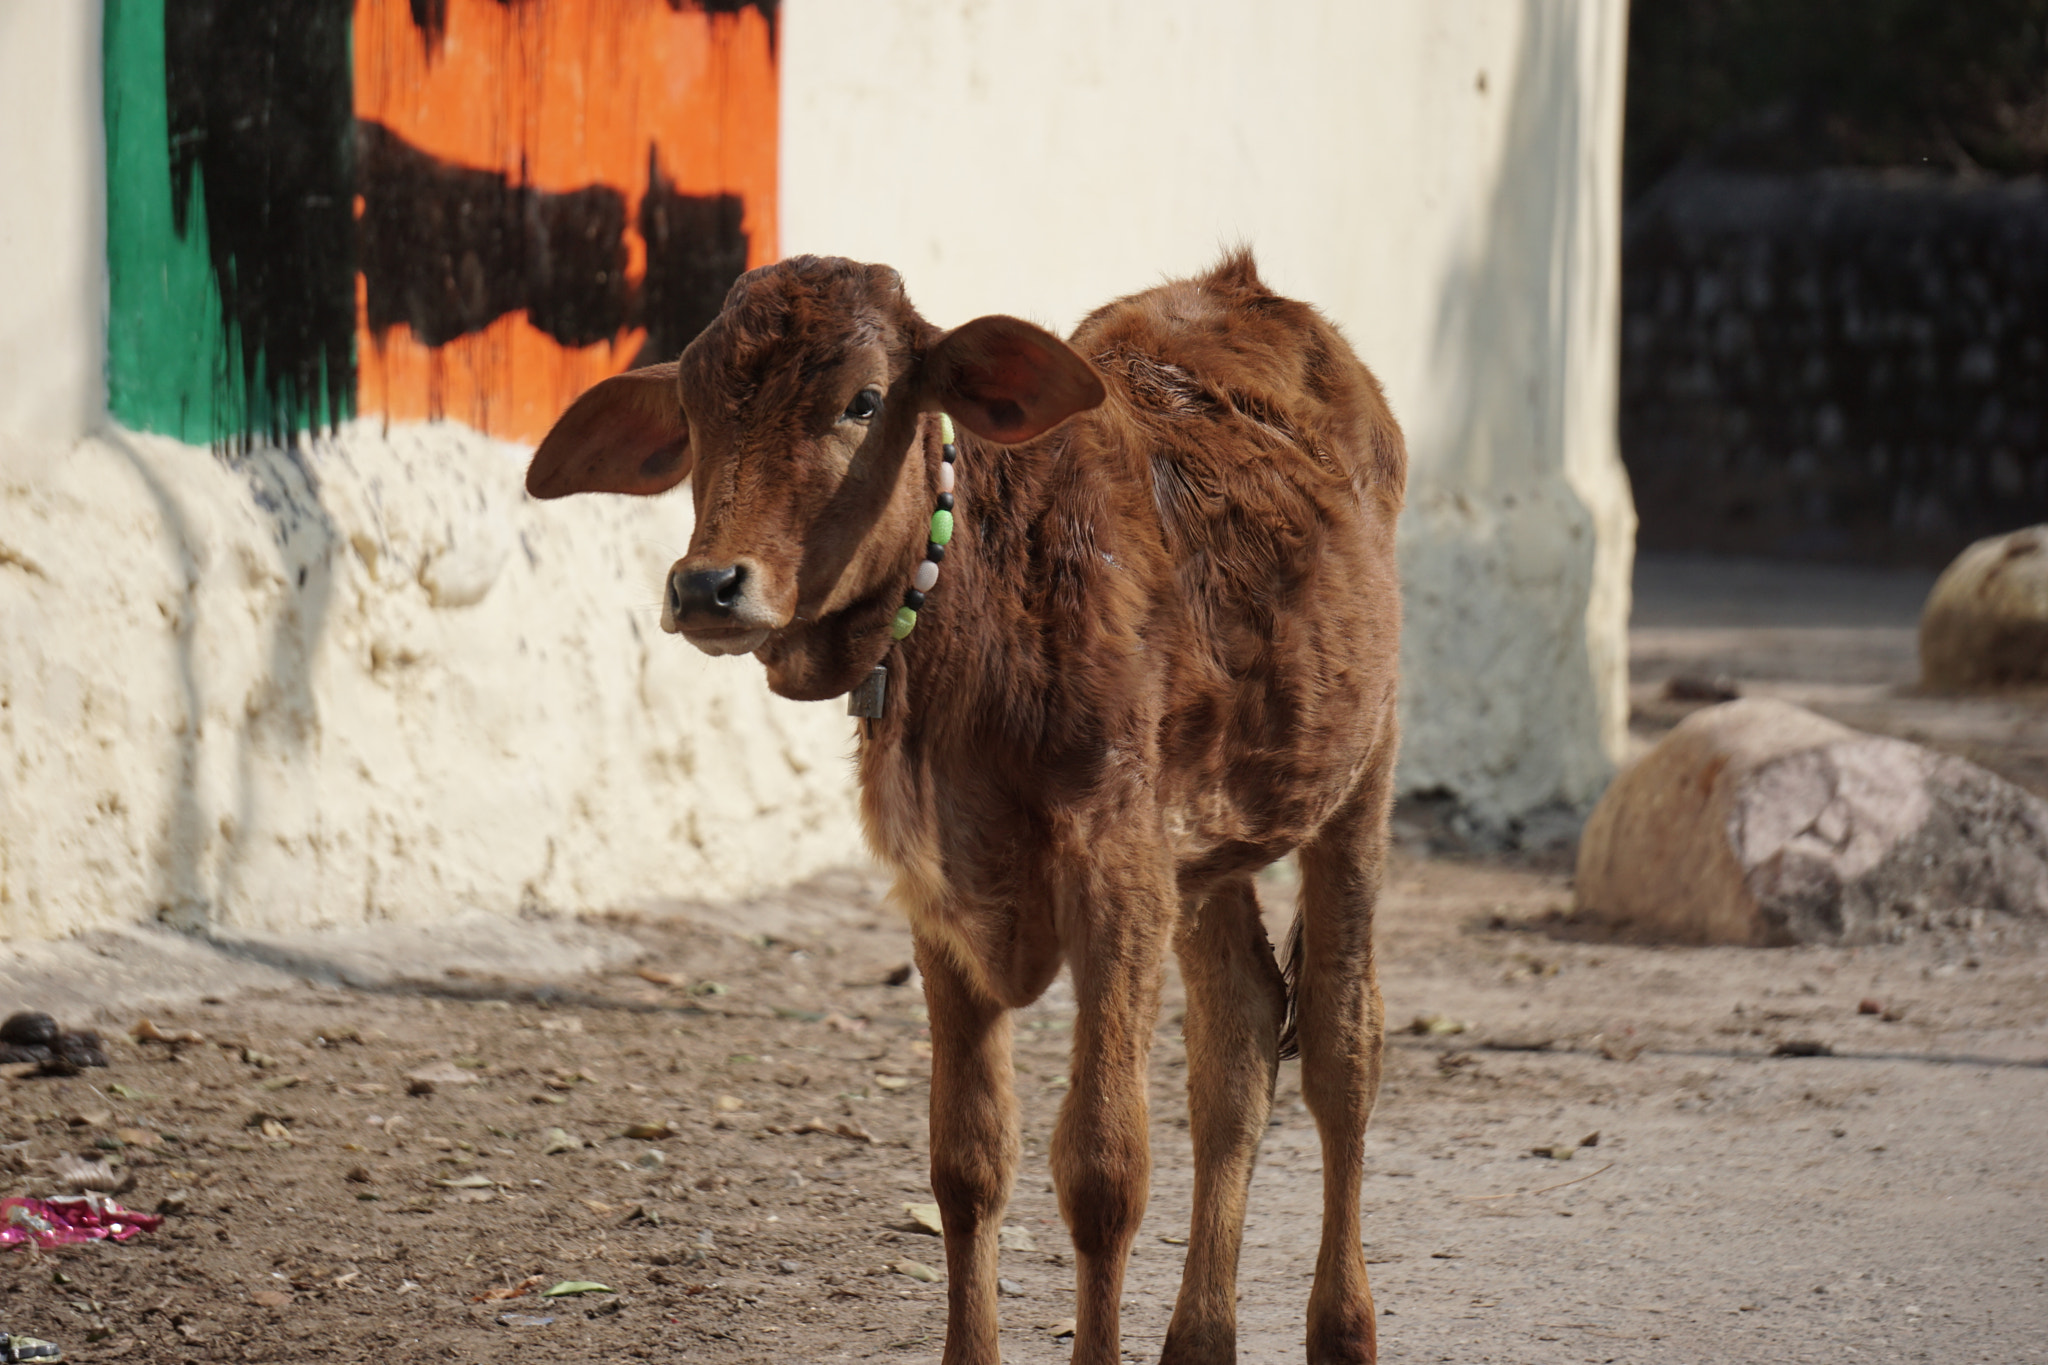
1052, 861, 1173, 1365
919, 941, 1019, 1365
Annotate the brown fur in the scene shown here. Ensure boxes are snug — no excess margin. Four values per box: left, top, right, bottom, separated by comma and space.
527, 252, 1405, 1364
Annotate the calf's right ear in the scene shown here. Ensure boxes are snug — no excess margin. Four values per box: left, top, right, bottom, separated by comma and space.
526, 363, 693, 499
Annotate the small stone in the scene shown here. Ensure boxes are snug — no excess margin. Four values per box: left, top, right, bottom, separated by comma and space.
903, 1203, 944, 1235
542, 1127, 581, 1155
778, 1259, 802, 1275
1920, 525, 2048, 690
891, 1259, 941, 1283
998, 1277, 1025, 1297
250, 1290, 291, 1308
997, 1225, 1037, 1252
1773, 1039, 1833, 1057
0, 1012, 59, 1047
635, 1149, 665, 1170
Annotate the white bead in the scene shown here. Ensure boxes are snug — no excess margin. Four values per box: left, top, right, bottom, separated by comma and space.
913, 559, 939, 593
937, 462, 955, 494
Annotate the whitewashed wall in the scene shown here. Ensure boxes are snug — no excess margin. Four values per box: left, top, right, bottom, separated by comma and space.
781, 0, 1636, 834
0, 2, 103, 471
0, 0, 1631, 945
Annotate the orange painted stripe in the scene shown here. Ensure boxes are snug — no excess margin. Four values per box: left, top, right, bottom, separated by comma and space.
352, 0, 778, 443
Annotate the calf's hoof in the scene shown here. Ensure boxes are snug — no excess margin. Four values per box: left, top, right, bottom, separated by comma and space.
1306, 1309, 1376, 1365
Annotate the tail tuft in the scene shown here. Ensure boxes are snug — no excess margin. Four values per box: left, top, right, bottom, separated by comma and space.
1275, 905, 1305, 1061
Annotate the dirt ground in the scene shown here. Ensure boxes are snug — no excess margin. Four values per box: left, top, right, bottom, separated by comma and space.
2, 553, 2044, 1364
0, 855, 2042, 1365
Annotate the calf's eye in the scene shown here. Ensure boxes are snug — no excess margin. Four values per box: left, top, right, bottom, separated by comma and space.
842, 389, 883, 422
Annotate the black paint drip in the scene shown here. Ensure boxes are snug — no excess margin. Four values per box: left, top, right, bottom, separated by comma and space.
404, 2, 782, 63
634, 150, 749, 367
357, 121, 749, 367
356, 121, 631, 349
165, 0, 359, 447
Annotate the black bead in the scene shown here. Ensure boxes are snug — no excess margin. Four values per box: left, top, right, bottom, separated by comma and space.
925, 543, 945, 563
935, 492, 955, 513
941, 444, 957, 463
903, 588, 926, 610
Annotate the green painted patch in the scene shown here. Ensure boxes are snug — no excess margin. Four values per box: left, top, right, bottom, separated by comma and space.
104, 0, 235, 443
102, 0, 354, 447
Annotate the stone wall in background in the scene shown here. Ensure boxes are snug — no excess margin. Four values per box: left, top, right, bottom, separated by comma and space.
1622, 170, 2048, 567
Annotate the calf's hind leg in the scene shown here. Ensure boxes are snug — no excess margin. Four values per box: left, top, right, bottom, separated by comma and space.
1160, 876, 1287, 1365
1294, 763, 1395, 1365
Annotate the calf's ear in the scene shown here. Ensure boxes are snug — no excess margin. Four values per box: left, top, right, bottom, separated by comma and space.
526, 363, 692, 499
923, 316, 1106, 445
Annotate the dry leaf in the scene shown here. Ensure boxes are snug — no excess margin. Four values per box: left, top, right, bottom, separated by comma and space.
621, 1122, 676, 1141
891, 1259, 941, 1283
132, 1018, 205, 1045
794, 1117, 874, 1143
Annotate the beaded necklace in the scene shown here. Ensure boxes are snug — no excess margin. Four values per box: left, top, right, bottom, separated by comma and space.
848, 411, 957, 720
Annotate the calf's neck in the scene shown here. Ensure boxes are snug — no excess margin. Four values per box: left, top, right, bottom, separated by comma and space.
527, 252, 1405, 1365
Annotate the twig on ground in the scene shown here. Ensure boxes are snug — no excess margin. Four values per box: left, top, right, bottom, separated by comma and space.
1467, 1162, 1615, 1201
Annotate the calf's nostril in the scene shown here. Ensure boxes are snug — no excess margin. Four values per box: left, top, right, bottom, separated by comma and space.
714, 563, 746, 609
670, 564, 746, 620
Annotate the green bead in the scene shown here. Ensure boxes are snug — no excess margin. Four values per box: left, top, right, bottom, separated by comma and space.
929, 509, 954, 545
891, 606, 918, 639
938, 412, 956, 445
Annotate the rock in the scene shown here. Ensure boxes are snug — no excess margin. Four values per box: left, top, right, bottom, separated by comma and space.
0, 1012, 58, 1047
1576, 699, 2048, 945
1920, 525, 2048, 690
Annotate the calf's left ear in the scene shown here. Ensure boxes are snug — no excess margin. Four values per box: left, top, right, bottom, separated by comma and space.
923, 316, 1106, 445
526, 363, 693, 499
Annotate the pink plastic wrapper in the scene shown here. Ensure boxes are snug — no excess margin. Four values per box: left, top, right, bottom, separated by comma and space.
0, 1193, 163, 1246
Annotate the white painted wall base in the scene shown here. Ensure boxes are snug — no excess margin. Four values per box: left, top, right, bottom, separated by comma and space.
0, 424, 863, 941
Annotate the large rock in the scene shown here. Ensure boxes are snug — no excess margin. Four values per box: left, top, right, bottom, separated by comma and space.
1576, 698, 2048, 945
1920, 525, 2048, 690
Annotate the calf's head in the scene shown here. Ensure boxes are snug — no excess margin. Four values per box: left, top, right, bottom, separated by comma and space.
526, 255, 1105, 698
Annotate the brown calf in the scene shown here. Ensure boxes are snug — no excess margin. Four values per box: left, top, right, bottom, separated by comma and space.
527, 252, 1405, 1365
